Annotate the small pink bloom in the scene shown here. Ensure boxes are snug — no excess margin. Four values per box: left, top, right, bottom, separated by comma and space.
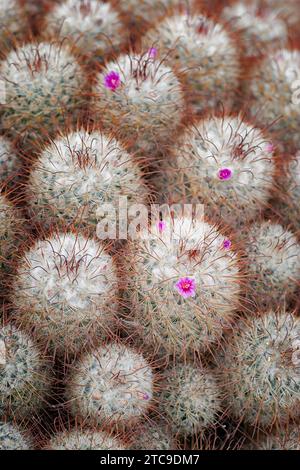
104, 71, 121, 91
142, 392, 150, 400
265, 143, 274, 153
148, 47, 158, 58
223, 239, 232, 250
218, 168, 232, 181
175, 277, 196, 299
157, 220, 166, 233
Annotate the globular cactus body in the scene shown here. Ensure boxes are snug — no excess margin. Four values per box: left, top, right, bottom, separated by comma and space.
11, 232, 119, 356
221, 0, 288, 59
123, 215, 241, 358
159, 364, 221, 436
159, 115, 275, 230
220, 311, 300, 428
44, 0, 124, 64
93, 51, 184, 156
0, 324, 51, 420
27, 129, 148, 231
244, 221, 300, 309
66, 343, 154, 429
144, 13, 240, 114
247, 49, 300, 154
0, 42, 84, 148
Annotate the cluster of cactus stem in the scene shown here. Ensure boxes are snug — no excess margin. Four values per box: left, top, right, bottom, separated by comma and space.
1, 0, 300, 452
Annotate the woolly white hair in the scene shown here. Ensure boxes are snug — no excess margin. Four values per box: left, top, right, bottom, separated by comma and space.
2, 42, 82, 89
66, 343, 153, 426
45, 0, 123, 54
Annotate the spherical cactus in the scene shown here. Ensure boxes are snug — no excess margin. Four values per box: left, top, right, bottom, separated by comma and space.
0, 324, 51, 420
220, 310, 300, 429
93, 51, 184, 156
221, 0, 288, 59
247, 49, 300, 154
0, 41, 85, 149
144, 12, 240, 114
271, 152, 300, 234
123, 215, 242, 358
159, 364, 221, 436
0, 136, 20, 187
0, 422, 31, 450
129, 421, 175, 450
66, 342, 154, 429
11, 231, 119, 356
253, 426, 300, 450
27, 128, 148, 231
46, 428, 127, 450
44, 0, 124, 64
244, 221, 300, 310
159, 114, 276, 230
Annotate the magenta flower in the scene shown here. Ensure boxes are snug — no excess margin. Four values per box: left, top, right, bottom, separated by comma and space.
104, 71, 121, 91
142, 392, 150, 401
157, 220, 166, 233
223, 239, 232, 250
265, 143, 274, 153
218, 168, 232, 181
175, 277, 196, 299
148, 47, 158, 58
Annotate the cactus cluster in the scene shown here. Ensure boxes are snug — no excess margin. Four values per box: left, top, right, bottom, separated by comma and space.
1, 0, 300, 453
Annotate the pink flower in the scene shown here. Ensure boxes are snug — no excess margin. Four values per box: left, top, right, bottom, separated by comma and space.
148, 47, 158, 58
157, 220, 166, 233
223, 239, 232, 250
104, 71, 121, 91
175, 277, 196, 299
265, 143, 274, 153
142, 392, 150, 400
218, 168, 232, 181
